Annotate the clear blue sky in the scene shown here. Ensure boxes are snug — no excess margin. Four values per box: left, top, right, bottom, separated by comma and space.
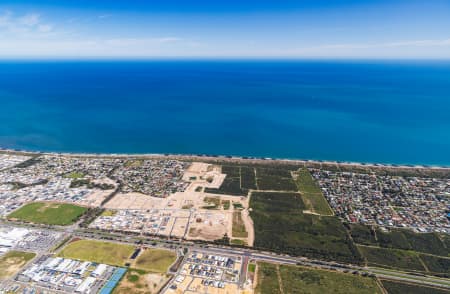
1, 0, 449, 58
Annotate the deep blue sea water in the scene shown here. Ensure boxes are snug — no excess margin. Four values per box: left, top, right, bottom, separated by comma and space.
0, 60, 449, 165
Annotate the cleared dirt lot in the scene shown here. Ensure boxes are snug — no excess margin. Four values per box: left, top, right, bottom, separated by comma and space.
79, 189, 114, 207
188, 211, 231, 241
114, 270, 171, 294
0, 251, 36, 280
104, 192, 165, 210
103, 162, 254, 245
183, 162, 226, 189
187, 278, 240, 294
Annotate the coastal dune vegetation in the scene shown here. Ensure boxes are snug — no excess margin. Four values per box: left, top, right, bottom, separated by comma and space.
204, 164, 299, 196
249, 191, 362, 264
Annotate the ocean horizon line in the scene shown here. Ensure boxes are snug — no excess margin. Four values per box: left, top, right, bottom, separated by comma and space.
2, 57, 450, 62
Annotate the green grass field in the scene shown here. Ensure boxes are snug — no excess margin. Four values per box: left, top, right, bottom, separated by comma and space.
295, 168, 334, 215
101, 210, 117, 217
58, 239, 135, 266
255, 262, 281, 294
134, 248, 177, 273
231, 239, 246, 245
64, 172, 85, 179
248, 263, 256, 273
8, 202, 88, 225
232, 211, 248, 238
0, 251, 36, 280
256, 262, 382, 294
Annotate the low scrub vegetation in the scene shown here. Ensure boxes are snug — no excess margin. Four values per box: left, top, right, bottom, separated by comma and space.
381, 280, 449, 294
250, 192, 362, 264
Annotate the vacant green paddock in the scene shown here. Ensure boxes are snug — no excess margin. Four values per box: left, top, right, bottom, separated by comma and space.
279, 264, 382, 294
58, 239, 135, 266
255, 262, 281, 294
295, 168, 333, 215
133, 248, 176, 273
256, 262, 382, 294
8, 202, 87, 225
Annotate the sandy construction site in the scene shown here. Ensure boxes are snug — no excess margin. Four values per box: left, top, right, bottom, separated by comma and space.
78, 189, 113, 207
163, 251, 251, 294
76, 177, 117, 207
104, 192, 165, 210
188, 211, 230, 241
102, 162, 254, 245
182, 162, 226, 189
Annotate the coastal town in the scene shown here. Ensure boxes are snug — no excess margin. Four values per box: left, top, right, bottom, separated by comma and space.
2, 1, 449, 294
0, 151, 449, 294
311, 168, 450, 233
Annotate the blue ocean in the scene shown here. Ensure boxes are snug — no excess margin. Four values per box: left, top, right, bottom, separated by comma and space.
0, 60, 449, 165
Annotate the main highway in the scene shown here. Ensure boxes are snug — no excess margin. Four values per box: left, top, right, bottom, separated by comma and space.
73, 228, 450, 290
2, 219, 449, 291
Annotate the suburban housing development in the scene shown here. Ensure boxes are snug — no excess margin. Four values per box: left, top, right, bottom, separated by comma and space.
0, 151, 449, 294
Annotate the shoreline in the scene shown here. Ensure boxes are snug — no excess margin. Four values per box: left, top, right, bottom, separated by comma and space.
1, 147, 449, 170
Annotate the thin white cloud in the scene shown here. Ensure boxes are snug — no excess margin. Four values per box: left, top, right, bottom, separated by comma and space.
0, 11, 13, 29
98, 14, 112, 19
1, 9, 449, 58
0, 11, 53, 37
0, 37, 192, 57
384, 39, 450, 47
38, 24, 53, 33
0, 10, 191, 57
105, 37, 182, 45
17, 13, 40, 26
158, 37, 183, 43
